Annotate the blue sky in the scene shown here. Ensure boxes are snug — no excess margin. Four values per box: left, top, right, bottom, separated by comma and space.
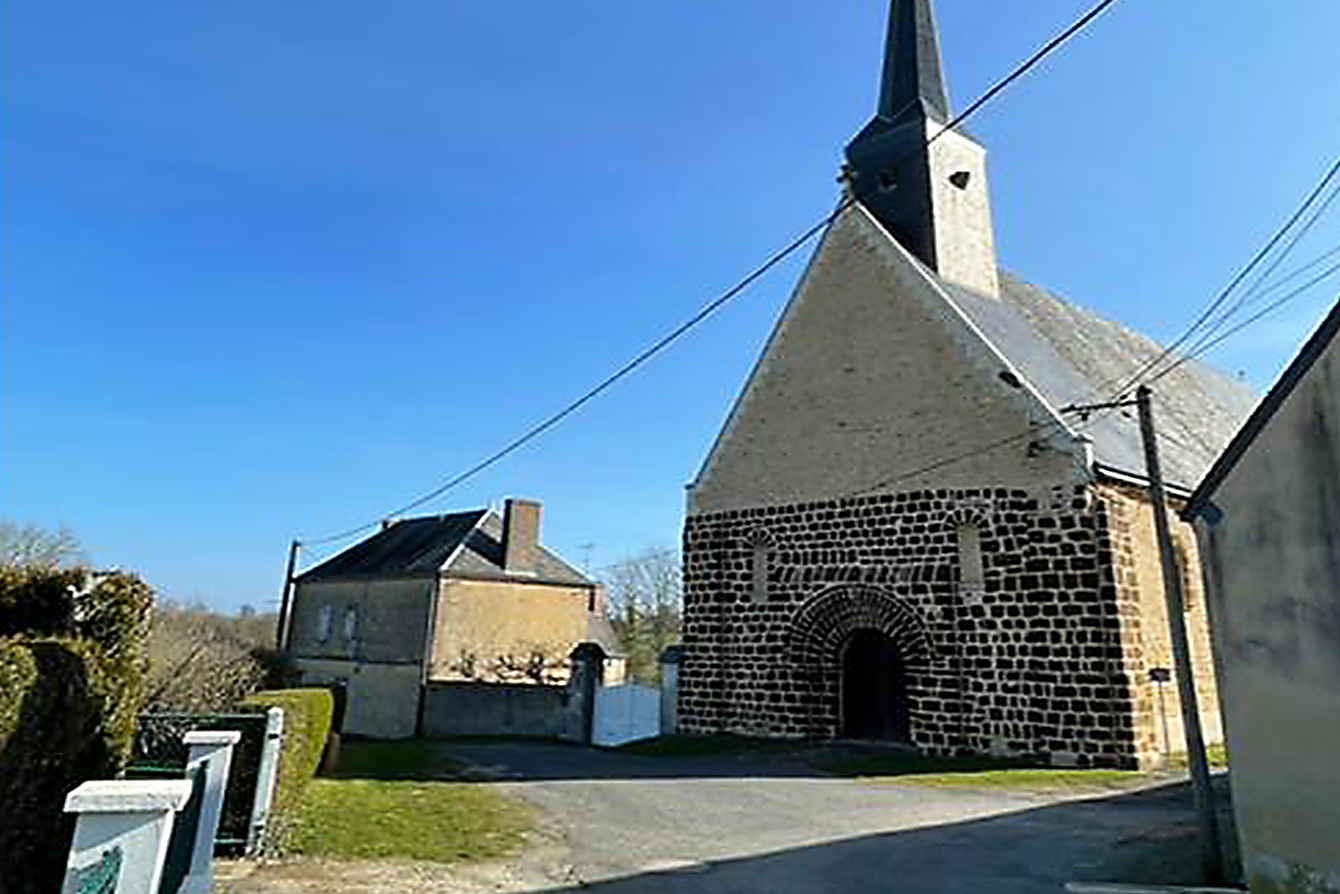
5, 1, 1339, 612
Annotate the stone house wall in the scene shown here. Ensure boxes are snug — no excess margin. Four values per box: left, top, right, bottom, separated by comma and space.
427, 578, 597, 685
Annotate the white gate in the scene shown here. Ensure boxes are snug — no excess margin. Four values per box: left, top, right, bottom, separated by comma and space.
591, 683, 660, 747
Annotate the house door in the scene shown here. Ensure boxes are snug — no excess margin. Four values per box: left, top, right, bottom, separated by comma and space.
841, 629, 910, 741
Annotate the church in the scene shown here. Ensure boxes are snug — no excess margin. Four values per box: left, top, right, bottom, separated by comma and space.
678, 0, 1256, 769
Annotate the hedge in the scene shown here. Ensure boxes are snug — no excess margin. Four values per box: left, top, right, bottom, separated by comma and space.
0, 639, 140, 893
238, 687, 334, 852
0, 570, 152, 894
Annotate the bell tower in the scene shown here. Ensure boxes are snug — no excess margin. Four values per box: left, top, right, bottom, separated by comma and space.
844, 0, 999, 297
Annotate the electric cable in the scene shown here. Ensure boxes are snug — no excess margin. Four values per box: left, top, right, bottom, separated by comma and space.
295, 0, 1126, 551
1176, 191, 1340, 364
1149, 261, 1340, 385
1103, 153, 1340, 401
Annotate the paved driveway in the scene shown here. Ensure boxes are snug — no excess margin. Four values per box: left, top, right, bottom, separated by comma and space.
440, 741, 1212, 894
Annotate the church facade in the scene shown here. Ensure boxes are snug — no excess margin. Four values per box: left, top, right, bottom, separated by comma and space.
678, 0, 1255, 769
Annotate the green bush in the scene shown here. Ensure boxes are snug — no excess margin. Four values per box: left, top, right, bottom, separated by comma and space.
0, 639, 142, 893
0, 570, 152, 894
0, 567, 84, 637
238, 688, 334, 852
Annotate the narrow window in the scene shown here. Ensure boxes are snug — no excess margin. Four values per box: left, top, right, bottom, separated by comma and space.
1174, 539, 1196, 612
316, 604, 332, 643
747, 529, 774, 604
957, 523, 985, 593
751, 540, 769, 603
343, 606, 358, 643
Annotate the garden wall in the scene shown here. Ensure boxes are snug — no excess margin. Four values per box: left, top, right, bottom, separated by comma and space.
420, 682, 567, 738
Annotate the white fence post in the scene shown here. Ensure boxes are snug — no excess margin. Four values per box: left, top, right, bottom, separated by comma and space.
246, 707, 284, 855
180, 730, 240, 894
62, 779, 192, 894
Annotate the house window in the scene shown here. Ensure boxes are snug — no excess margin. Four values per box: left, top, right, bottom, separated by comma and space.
343, 606, 358, 643
316, 604, 332, 643
957, 523, 985, 593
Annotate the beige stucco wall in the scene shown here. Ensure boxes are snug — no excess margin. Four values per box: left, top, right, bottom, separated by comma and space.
294, 658, 422, 739
428, 578, 595, 684
1101, 483, 1222, 770
689, 204, 1080, 515
288, 578, 435, 664
1194, 339, 1340, 894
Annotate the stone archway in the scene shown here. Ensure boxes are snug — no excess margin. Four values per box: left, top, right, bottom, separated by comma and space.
786, 583, 935, 740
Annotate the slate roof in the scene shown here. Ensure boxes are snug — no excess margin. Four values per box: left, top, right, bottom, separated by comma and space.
944, 272, 1259, 492
296, 509, 593, 586
449, 512, 593, 587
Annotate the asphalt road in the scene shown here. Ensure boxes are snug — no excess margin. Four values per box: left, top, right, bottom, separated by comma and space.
440, 740, 1207, 894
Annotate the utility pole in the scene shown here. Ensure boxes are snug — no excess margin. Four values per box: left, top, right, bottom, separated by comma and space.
275, 539, 300, 651
1136, 385, 1223, 884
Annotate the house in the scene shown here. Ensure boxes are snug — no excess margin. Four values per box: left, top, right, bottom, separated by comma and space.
1183, 301, 1340, 894
285, 498, 623, 738
678, 0, 1256, 768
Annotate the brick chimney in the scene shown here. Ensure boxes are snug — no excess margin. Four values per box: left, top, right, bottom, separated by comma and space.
502, 498, 541, 575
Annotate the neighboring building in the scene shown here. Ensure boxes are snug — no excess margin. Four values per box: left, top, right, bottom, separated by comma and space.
286, 498, 621, 738
1183, 301, 1340, 894
679, 0, 1256, 768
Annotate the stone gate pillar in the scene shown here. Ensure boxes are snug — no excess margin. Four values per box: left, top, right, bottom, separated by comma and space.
564, 642, 607, 745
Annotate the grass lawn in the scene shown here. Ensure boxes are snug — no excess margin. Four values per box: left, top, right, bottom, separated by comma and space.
879, 768, 1144, 791
1167, 741, 1229, 771
287, 740, 533, 863
326, 738, 467, 780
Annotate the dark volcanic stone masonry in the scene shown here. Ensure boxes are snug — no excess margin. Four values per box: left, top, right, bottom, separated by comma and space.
680, 483, 1147, 768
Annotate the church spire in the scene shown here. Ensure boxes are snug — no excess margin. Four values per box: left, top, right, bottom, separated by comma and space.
844, 0, 999, 297
877, 0, 950, 126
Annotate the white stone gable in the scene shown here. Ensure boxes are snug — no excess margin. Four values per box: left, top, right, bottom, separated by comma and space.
689, 203, 1084, 515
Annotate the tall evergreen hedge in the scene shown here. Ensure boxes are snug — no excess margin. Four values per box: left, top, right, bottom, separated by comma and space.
0, 569, 152, 894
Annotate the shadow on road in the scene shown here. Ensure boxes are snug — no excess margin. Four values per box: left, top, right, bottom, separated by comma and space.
512, 782, 1238, 894
418, 736, 1080, 783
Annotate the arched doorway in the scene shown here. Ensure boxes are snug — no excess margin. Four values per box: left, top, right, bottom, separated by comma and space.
841, 629, 910, 741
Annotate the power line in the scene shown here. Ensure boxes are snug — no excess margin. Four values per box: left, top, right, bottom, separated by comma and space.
1149, 261, 1340, 385
298, 205, 845, 548
1177, 192, 1340, 364
853, 411, 1100, 497
1105, 152, 1340, 401
297, 0, 1126, 550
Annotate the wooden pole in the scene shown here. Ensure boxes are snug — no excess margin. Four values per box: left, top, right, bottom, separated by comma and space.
276, 540, 300, 651
1136, 385, 1223, 884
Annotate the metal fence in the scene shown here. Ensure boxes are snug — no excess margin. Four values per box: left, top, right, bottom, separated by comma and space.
129, 712, 268, 854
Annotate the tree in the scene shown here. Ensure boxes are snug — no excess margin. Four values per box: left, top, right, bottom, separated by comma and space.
143, 601, 284, 712
0, 521, 85, 569
600, 549, 682, 683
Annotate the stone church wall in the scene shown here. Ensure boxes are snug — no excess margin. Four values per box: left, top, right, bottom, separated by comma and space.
680, 480, 1222, 769
1099, 482, 1222, 767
